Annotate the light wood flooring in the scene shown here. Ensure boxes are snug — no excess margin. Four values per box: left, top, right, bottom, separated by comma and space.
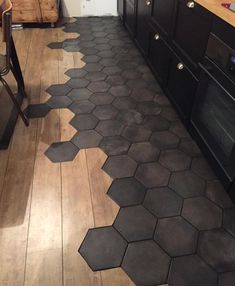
0, 23, 143, 286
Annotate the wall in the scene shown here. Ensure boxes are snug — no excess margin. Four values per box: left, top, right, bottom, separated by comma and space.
61, 0, 118, 17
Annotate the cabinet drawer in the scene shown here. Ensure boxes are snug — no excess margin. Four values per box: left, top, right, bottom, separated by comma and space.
12, 10, 41, 23
166, 54, 198, 121
173, 0, 212, 70
39, 0, 57, 10
12, 0, 36, 10
148, 28, 172, 85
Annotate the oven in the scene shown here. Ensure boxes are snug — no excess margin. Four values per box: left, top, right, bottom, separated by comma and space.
191, 33, 235, 189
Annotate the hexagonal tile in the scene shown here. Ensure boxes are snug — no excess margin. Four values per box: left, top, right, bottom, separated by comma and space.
96, 43, 112, 51
45, 141, 79, 163
122, 124, 152, 142
67, 88, 92, 101
170, 121, 190, 138
154, 94, 171, 106
65, 68, 88, 78
107, 177, 146, 207
69, 100, 95, 114
198, 229, 235, 272
161, 107, 179, 121
122, 70, 142, 80
47, 96, 72, 109
27, 103, 51, 118
79, 226, 127, 271
154, 216, 198, 256
191, 157, 216, 180
99, 136, 130, 156
103, 66, 122, 75
96, 120, 124, 136
85, 72, 107, 82
110, 85, 131, 97
70, 114, 98, 131
135, 163, 170, 188
102, 155, 137, 179
169, 170, 206, 198
88, 81, 110, 93
114, 205, 157, 242
137, 102, 162, 116
150, 131, 179, 150
46, 84, 71, 97
90, 92, 114, 105
66, 78, 89, 89
98, 50, 115, 58
182, 197, 222, 230
106, 75, 126, 86
99, 58, 117, 67
116, 110, 143, 126
80, 47, 99, 55
223, 208, 235, 237
128, 142, 160, 163
168, 255, 217, 286
122, 240, 170, 286
93, 105, 118, 120
143, 187, 183, 217
179, 138, 201, 157
71, 130, 102, 149
84, 63, 103, 72
219, 271, 235, 286
112, 97, 137, 110
131, 89, 155, 102
82, 55, 100, 63
159, 150, 191, 171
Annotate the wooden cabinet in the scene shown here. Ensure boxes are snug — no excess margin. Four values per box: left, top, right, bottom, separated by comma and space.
12, 0, 59, 23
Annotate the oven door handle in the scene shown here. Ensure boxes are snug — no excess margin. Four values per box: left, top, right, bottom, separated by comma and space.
199, 63, 235, 103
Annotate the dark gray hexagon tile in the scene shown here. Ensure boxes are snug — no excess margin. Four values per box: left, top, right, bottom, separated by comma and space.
106, 75, 126, 86
103, 66, 122, 75
79, 41, 96, 48
96, 120, 124, 136
80, 47, 99, 55
102, 155, 137, 179
116, 110, 143, 126
82, 55, 100, 63
70, 114, 98, 131
122, 240, 170, 286
143, 187, 183, 218
67, 88, 92, 101
112, 97, 137, 110
90, 92, 114, 105
182, 197, 222, 230
137, 102, 162, 116
71, 130, 102, 149
88, 81, 110, 93
114, 205, 157, 242
69, 100, 95, 114
223, 208, 235, 238
27, 103, 51, 118
99, 136, 130, 156
168, 255, 218, 286
128, 142, 160, 163
179, 138, 201, 157
154, 216, 198, 256
93, 105, 118, 120
66, 78, 89, 89
96, 43, 112, 51
65, 68, 88, 78
98, 50, 115, 58
131, 89, 155, 102
85, 72, 107, 82
122, 124, 152, 143
191, 157, 216, 181
45, 141, 79, 163
159, 150, 191, 172
46, 84, 71, 97
150, 131, 180, 150
84, 63, 103, 72
48, 42, 63, 49
122, 70, 142, 80
93, 37, 109, 44
118, 60, 139, 70
143, 115, 170, 132
219, 271, 235, 286
161, 107, 179, 121
198, 229, 235, 273
110, 85, 131, 97
107, 177, 146, 207
154, 94, 171, 106
135, 163, 170, 188
206, 181, 233, 209
170, 120, 190, 138
169, 170, 206, 198
47, 96, 72, 109
99, 58, 118, 67
79, 226, 127, 271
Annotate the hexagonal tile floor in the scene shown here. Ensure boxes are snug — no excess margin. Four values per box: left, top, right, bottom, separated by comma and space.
27, 16, 235, 286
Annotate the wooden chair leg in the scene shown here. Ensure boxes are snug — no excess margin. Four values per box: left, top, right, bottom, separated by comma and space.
0, 77, 29, 126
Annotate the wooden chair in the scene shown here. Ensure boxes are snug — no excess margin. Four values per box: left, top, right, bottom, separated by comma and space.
0, 0, 29, 126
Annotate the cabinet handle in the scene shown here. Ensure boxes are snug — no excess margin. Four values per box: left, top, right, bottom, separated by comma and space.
146, 0, 151, 6
177, 63, 184, 70
187, 1, 195, 8
154, 34, 160, 40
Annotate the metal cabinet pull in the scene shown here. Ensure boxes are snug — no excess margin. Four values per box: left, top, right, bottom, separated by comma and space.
146, 0, 151, 6
154, 34, 160, 40
187, 1, 195, 8
177, 63, 184, 70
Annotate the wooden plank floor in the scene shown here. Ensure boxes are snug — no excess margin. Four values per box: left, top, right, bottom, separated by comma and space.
0, 24, 138, 286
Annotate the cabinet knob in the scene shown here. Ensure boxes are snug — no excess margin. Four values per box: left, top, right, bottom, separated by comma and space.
146, 0, 151, 6
177, 63, 184, 70
154, 34, 160, 40
187, 1, 195, 8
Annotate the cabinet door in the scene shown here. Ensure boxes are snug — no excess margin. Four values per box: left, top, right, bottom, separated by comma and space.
166, 54, 198, 121
136, 0, 152, 55
118, 0, 125, 20
151, 0, 176, 37
39, 0, 58, 23
148, 28, 171, 85
125, 0, 136, 36
173, 0, 212, 67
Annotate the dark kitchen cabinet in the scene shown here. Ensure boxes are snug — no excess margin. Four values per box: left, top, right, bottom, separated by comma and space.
118, 0, 125, 21
148, 26, 172, 85
173, 0, 212, 71
136, 0, 152, 55
125, 0, 136, 36
151, 0, 176, 38
166, 54, 198, 121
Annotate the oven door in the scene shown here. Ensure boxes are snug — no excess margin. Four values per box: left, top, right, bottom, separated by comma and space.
191, 58, 235, 179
